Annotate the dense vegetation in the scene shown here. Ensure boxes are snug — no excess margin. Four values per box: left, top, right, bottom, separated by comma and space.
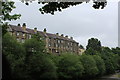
1, 1, 120, 80
2, 33, 120, 80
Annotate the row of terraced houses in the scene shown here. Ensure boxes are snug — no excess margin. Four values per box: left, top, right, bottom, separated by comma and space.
7, 23, 84, 55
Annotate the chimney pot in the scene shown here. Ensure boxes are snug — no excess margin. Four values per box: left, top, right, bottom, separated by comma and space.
23, 23, 26, 26
70, 37, 73, 40
18, 24, 21, 26
56, 33, 59, 36
22, 23, 26, 31
61, 34, 64, 37
43, 28, 47, 33
34, 27, 37, 33
65, 35, 68, 38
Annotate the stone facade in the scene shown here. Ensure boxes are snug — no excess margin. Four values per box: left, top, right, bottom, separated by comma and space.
7, 24, 79, 54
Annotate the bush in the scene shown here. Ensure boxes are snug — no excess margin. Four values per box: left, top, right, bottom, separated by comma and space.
25, 53, 57, 80
100, 53, 115, 74
93, 55, 106, 76
2, 33, 26, 79
80, 54, 99, 78
57, 53, 84, 79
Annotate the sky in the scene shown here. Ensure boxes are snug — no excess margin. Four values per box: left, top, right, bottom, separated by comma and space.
9, 0, 119, 48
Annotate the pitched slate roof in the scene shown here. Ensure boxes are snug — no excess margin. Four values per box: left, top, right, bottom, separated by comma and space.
9, 24, 78, 43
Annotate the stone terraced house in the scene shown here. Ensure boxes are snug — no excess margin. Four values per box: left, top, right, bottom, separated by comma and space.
7, 23, 82, 54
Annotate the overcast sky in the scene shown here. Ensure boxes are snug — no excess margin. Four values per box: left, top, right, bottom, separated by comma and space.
9, 1, 119, 48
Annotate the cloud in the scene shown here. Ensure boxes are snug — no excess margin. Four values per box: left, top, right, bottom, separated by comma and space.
9, 1, 118, 48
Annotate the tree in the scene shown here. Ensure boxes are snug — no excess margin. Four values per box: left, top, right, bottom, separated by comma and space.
20, 0, 107, 15
79, 44, 84, 49
25, 53, 57, 80
93, 55, 106, 76
111, 54, 120, 71
1, 1, 21, 35
85, 47, 98, 55
23, 37, 45, 55
80, 54, 99, 78
86, 38, 102, 54
57, 53, 84, 79
2, 54, 12, 80
112, 47, 120, 56
2, 33, 26, 79
100, 47, 116, 74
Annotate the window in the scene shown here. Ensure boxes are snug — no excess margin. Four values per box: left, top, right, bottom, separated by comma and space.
17, 38, 20, 42
49, 43, 51, 47
71, 43, 72, 46
29, 34, 31, 39
56, 44, 58, 47
58, 40, 60, 43
68, 42, 69, 45
23, 33, 25, 37
17, 32, 19, 36
49, 38, 51, 41
54, 43, 56, 47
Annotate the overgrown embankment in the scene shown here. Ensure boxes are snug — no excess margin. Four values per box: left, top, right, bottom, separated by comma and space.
2, 33, 120, 80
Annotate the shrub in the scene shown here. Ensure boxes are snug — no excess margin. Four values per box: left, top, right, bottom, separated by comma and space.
57, 53, 84, 79
80, 54, 99, 78
25, 53, 57, 80
93, 55, 106, 76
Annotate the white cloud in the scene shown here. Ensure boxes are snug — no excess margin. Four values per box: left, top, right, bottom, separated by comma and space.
9, 1, 118, 48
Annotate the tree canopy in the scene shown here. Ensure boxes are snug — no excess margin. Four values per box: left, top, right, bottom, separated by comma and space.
20, 0, 107, 15
86, 38, 102, 54
1, 1, 21, 35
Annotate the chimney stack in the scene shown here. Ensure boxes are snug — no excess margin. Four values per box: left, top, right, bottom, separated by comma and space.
56, 33, 59, 36
61, 34, 64, 37
70, 37, 73, 40
43, 28, 47, 33
17, 23, 21, 27
65, 35, 68, 38
34, 27, 37, 33
22, 23, 26, 31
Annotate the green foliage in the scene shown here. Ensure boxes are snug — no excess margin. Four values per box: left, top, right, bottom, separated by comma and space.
21, 0, 107, 15
23, 38, 45, 54
85, 47, 98, 55
2, 33, 26, 79
1, 1, 21, 36
25, 53, 57, 80
112, 54, 120, 70
38, 1, 107, 15
86, 38, 102, 54
112, 47, 120, 56
1, 1, 21, 21
1, 22, 8, 36
79, 44, 84, 49
80, 54, 99, 78
57, 53, 84, 79
93, 55, 106, 76
100, 48, 115, 74
3, 34, 120, 80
